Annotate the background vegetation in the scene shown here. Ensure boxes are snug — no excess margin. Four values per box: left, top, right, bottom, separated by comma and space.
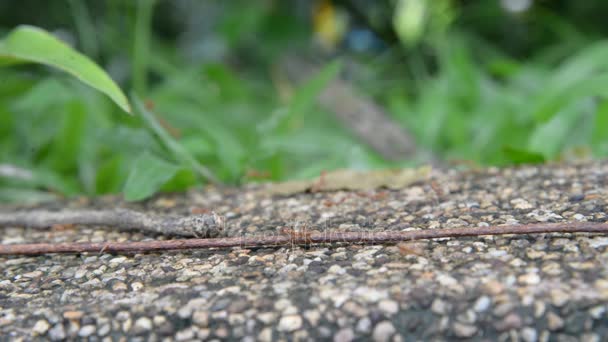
1, 0, 607, 203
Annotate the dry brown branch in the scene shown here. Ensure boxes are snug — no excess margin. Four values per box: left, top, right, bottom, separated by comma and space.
0, 209, 225, 238
0, 221, 606, 256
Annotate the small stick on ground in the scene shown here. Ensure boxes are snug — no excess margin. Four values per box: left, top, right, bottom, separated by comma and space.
0, 209, 225, 238
0, 221, 606, 256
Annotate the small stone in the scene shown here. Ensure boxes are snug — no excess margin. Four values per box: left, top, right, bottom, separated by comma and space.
453, 322, 477, 338
192, 311, 209, 327
78, 325, 96, 337
483, 280, 504, 295
215, 326, 229, 338
511, 198, 533, 210
580, 333, 600, 342
521, 327, 538, 342
258, 312, 277, 325
97, 324, 111, 337
22, 270, 43, 278
546, 312, 564, 331
277, 315, 302, 332
32, 319, 51, 335
378, 300, 399, 315
494, 313, 522, 331
303, 310, 320, 326
372, 321, 396, 342
175, 328, 195, 341
518, 273, 541, 285
431, 299, 449, 315
115, 311, 130, 321
549, 289, 569, 307
131, 282, 144, 291
197, 328, 210, 340
109, 256, 127, 265
48, 324, 66, 341
133, 317, 153, 333
229, 314, 246, 325
589, 305, 605, 319
63, 311, 84, 321
526, 250, 545, 259
334, 328, 355, 342
473, 296, 491, 312
112, 281, 128, 291
258, 328, 273, 342
356, 317, 372, 334
534, 301, 547, 318
122, 318, 132, 332
328, 265, 346, 275
353, 287, 388, 303
493, 302, 514, 317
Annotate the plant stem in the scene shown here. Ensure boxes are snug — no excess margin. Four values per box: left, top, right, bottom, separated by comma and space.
0, 221, 606, 256
132, 0, 156, 95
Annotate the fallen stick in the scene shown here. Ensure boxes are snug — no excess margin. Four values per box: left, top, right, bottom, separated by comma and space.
0, 221, 606, 256
0, 209, 225, 238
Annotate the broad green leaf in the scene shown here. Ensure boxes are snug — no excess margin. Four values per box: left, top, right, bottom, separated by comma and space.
0, 25, 131, 113
123, 151, 180, 201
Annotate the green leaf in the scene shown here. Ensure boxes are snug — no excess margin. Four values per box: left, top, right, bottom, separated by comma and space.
0, 25, 131, 113
593, 100, 608, 145
123, 151, 180, 201
502, 146, 545, 165
132, 93, 220, 184
285, 60, 343, 125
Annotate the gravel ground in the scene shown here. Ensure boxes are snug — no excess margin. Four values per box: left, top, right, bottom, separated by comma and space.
1, 161, 607, 341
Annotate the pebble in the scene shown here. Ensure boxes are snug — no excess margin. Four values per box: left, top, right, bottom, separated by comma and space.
303, 310, 320, 326
192, 311, 209, 327
131, 282, 144, 291
22, 270, 43, 278
521, 327, 538, 342
328, 265, 346, 275
549, 289, 569, 307
452, 322, 477, 337
32, 319, 51, 335
353, 287, 388, 303
518, 273, 541, 285
97, 324, 111, 337
258, 328, 273, 342
112, 281, 128, 291
277, 315, 302, 332
378, 300, 399, 315
356, 317, 372, 334
133, 317, 153, 333
546, 312, 564, 331
494, 313, 522, 331
473, 296, 491, 312
48, 324, 66, 341
372, 321, 396, 342
63, 311, 84, 321
589, 305, 605, 319
334, 328, 355, 342
78, 325, 96, 337
431, 299, 449, 315
175, 328, 195, 341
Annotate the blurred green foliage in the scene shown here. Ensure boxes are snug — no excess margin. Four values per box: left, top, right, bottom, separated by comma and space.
0, 0, 607, 203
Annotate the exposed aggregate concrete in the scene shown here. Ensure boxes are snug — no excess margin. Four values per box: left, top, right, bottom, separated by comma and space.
1, 161, 608, 341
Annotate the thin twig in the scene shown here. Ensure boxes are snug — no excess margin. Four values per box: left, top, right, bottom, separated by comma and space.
0, 209, 225, 238
0, 221, 606, 256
